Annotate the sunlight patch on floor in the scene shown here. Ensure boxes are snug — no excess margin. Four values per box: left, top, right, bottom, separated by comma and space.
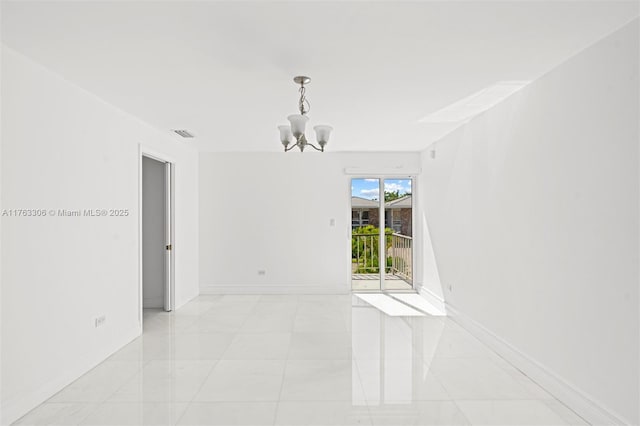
389, 293, 446, 316
355, 293, 424, 316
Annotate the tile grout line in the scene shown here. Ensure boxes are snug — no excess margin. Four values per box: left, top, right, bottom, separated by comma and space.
172, 301, 224, 426
272, 296, 301, 424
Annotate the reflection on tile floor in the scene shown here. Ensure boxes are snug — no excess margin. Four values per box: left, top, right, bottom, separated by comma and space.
14, 295, 589, 425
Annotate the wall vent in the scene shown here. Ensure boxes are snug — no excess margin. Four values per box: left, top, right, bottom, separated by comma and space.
173, 129, 195, 138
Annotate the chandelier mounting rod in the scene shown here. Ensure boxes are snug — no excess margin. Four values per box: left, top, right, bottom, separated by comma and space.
294, 76, 311, 115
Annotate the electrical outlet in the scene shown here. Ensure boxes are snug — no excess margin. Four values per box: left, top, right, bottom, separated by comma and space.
94, 315, 106, 328
258, 270, 266, 276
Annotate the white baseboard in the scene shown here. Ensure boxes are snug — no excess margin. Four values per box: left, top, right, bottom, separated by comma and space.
446, 303, 630, 426
418, 286, 447, 315
1, 325, 141, 426
199, 283, 349, 295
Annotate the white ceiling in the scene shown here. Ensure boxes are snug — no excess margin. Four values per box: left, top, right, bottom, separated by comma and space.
2, 1, 638, 152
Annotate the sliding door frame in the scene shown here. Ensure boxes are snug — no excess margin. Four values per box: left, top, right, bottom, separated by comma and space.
349, 175, 416, 293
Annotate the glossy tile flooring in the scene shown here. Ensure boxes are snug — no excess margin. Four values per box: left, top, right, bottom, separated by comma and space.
15, 295, 589, 425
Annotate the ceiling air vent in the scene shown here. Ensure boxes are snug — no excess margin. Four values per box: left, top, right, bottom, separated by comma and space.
173, 129, 195, 138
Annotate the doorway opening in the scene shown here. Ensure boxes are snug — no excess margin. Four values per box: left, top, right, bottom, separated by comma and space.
351, 177, 413, 291
141, 153, 174, 320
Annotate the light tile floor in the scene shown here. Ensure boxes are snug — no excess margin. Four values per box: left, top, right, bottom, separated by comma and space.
14, 294, 589, 426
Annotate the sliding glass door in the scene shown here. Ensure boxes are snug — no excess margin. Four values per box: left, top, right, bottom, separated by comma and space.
351, 178, 413, 291
351, 178, 382, 290
383, 178, 413, 290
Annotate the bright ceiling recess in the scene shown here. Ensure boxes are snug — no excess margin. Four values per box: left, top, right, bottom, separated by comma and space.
419, 81, 530, 123
278, 76, 333, 152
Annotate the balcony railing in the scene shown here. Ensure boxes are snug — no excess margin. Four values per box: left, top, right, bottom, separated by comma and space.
352, 231, 412, 283
390, 233, 412, 282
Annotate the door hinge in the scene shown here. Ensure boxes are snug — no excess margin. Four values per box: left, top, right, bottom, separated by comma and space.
166, 244, 172, 251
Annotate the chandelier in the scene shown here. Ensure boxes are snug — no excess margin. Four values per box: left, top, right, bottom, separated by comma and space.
278, 76, 333, 152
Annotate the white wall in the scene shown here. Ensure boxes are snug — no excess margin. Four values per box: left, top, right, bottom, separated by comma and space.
0, 46, 199, 424
420, 20, 638, 425
142, 156, 166, 309
199, 152, 421, 294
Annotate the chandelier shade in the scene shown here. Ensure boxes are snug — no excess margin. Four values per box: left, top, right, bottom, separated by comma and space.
287, 114, 308, 138
313, 125, 333, 145
278, 76, 332, 152
277, 125, 293, 146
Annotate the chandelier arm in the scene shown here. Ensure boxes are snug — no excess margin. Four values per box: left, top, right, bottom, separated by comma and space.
306, 142, 324, 152
284, 143, 299, 152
